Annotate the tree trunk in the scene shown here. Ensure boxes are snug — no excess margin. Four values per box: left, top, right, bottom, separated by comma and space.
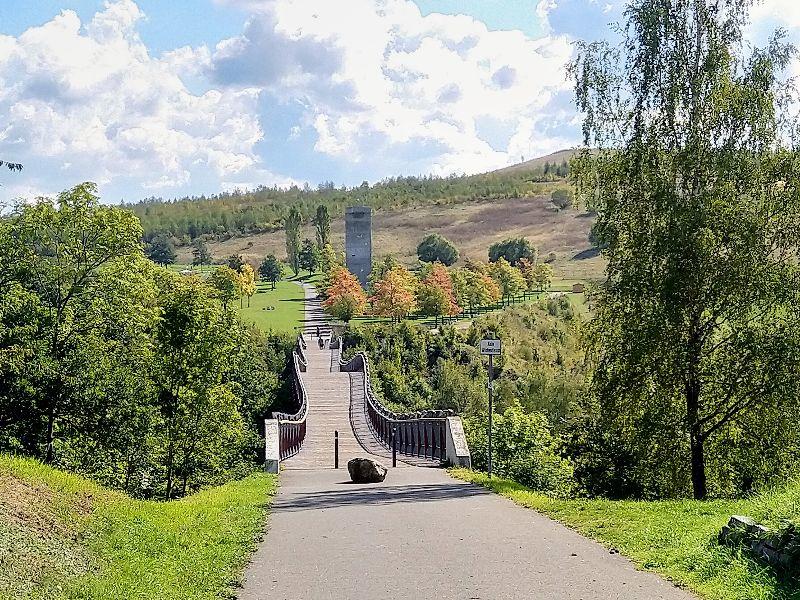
686, 317, 707, 499
44, 407, 55, 464
690, 427, 707, 500
165, 440, 174, 500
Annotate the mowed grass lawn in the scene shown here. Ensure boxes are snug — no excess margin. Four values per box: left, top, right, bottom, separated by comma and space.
451, 469, 800, 600
236, 279, 305, 333
1, 456, 277, 600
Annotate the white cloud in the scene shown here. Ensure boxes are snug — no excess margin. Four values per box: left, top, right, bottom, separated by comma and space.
0, 1, 272, 199
213, 0, 576, 174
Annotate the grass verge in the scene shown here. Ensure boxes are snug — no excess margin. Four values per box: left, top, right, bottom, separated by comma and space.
1, 456, 277, 600
450, 468, 800, 600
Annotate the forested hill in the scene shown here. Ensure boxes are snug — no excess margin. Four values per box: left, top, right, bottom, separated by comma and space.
128, 152, 574, 244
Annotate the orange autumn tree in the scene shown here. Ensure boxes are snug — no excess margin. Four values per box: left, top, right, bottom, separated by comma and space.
370, 265, 417, 321
322, 266, 367, 322
416, 262, 461, 324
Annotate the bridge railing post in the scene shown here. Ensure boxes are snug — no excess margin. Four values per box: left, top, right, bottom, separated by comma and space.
335, 430, 339, 469
392, 426, 397, 468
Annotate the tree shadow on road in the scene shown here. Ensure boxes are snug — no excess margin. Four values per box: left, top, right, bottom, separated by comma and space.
273, 482, 489, 512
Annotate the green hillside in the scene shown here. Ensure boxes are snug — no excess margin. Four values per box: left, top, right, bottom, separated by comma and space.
129, 154, 572, 245
0, 456, 276, 600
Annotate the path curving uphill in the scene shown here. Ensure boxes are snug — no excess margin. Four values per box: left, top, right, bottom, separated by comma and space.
239, 284, 696, 600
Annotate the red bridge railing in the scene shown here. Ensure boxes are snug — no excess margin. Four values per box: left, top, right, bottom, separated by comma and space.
338, 349, 451, 463
272, 335, 309, 460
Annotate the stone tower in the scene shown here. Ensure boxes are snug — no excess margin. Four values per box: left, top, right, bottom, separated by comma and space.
345, 206, 372, 289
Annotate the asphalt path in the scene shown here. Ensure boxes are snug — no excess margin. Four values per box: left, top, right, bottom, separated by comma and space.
239, 467, 695, 600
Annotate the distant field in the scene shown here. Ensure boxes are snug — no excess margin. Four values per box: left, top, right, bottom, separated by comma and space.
236, 279, 305, 333
175, 193, 605, 283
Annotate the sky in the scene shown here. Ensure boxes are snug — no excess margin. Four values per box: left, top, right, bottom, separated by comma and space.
0, 0, 798, 204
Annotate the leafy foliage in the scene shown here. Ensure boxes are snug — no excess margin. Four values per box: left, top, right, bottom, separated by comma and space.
314, 204, 331, 247
369, 264, 417, 320
298, 238, 320, 274
129, 168, 568, 245
322, 267, 367, 322
416, 233, 459, 266
284, 207, 302, 275
258, 254, 282, 289
488, 237, 536, 266
146, 234, 177, 266
571, 0, 800, 499
0, 185, 292, 499
416, 263, 461, 320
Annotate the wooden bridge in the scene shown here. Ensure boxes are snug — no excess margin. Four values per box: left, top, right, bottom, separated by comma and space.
269, 283, 468, 471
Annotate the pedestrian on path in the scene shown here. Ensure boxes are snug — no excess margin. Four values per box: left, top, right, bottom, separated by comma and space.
318, 336, 325, 350
316, 325, 320, 339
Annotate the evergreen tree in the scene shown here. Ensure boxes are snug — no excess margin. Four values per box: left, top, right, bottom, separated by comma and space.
285, 207, 302, 276
314, 205, 331, 247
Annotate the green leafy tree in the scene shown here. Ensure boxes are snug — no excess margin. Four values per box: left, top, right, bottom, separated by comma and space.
490, 257, 526, 304
209, 266, 240, 309
314, 205, 331, 247
239, 263, 256, 308
488, 237, 536, 266
532, 263, 553, 292
572, 0, 800, 499
226, 254, 245, 271
151, 275, 245, 499
147, 234, 177, 266
285, 207, 302, 276
259, 254, 282, 289
298, 238, 320, 274
192, 239, 212, 270
417, 233, 460, 266
1, 183, 144, 463
550, 189, 574, 210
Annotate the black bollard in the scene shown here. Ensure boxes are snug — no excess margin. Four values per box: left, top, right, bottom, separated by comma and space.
335, 430, 339, 469
392, 426, 397, 468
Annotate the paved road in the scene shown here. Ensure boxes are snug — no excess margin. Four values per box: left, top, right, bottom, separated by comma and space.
239, 468, 694, 599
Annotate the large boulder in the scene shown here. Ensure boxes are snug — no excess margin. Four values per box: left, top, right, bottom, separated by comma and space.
347, 458, 387, 483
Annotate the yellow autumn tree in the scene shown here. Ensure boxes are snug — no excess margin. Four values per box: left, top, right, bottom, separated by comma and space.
370, 265, 417, 321
239, 263, 256, 307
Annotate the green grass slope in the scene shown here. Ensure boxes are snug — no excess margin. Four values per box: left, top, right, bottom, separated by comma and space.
452, 469, 800, 600
0, 456, 277, 600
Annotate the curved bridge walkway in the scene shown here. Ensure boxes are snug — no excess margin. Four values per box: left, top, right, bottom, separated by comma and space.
239, 284, 695, 600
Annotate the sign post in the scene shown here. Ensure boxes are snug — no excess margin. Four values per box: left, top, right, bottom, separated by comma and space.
480, 337, 501, 479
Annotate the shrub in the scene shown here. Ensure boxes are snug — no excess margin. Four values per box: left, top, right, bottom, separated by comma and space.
417, 233, 460, 266
466, 408, 575, 498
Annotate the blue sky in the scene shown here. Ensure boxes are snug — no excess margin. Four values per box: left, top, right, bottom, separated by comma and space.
0, 0, 795, 203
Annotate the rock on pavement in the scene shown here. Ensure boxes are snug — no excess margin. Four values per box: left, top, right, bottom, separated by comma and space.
348, 458, 387, 483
